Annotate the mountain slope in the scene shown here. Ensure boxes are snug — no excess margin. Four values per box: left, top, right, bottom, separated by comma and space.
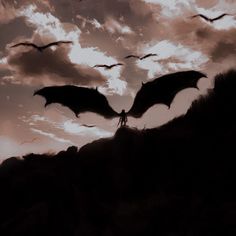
1, 70, 236, 235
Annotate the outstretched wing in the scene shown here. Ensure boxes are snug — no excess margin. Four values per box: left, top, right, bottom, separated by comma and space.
128, 70, 207, 118
34, 85, 119, 119
140, 53, 158, 60
191, 14, 210, 22
93, 64, 109, 69
110, 63, 124, 68
42, 41, 73, 49
212, 13, 230, 21
124, 55, 140, 59
10, 42, 39, 49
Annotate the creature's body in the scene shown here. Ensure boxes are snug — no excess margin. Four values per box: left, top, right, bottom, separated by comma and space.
10, 41, 73, 52
118, 110, 128, 127
34, 71, 207, 127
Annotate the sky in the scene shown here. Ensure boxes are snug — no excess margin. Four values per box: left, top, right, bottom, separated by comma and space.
0, 0, 236, 159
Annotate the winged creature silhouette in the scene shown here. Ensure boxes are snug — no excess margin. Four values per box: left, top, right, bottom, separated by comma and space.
190, 13, 232, 23
93, 63, 124, 70
20, 138, 39, 145
10, 41, 73, 52
124, 53, 158, 60
81, 124, 96, 128
34, 70, 206, 126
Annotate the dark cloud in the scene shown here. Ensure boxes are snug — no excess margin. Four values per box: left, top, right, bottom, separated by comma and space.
195, 0, 218, 8
0, 17, 33, 52
7, 47, 107, 86
67, 0, 159, 91
50, 0, 151, 23
167, 16, 236, 73
195, 28, 212, 40
0, 68, 12, 82
0, 1, 17, 24
50, 0, 156, 43
211, 41, 236, 62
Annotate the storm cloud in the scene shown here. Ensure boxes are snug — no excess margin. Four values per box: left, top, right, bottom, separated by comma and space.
7, 46, 107, 86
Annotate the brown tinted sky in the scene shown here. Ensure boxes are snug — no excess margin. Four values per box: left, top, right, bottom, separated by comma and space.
0, 0, 236, 159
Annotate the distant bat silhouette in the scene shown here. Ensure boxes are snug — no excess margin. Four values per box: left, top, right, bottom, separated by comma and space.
81, 124, 96, 128
125, 53, 158, 60
191, 13, 231, 23
11, 41, 73, 52
20, 138, 38, 145
34, 71, 206, 124
93, 63, 124, 70
124, 55, 140, 59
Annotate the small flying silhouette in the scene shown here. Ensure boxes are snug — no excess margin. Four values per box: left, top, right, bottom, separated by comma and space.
81, 124, 96, 128
124, 53, 158, 60
20, 138, 38, 145
93, 63, 124, 70
190, 13, 232, 23
10, 41, 73, 52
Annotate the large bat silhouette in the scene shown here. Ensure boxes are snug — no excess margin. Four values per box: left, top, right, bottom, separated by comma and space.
93, 63, 124, 70
124, 53, 158, 60
34, 71, 206, 119
10, 41, 73, 52
190, 13, 232, 23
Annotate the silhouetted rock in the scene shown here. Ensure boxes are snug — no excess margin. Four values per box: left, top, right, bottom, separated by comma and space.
66, 145, 78, 154
1, 70, 236, 235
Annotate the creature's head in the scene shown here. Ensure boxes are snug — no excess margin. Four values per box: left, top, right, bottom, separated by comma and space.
120, 109, 127, 115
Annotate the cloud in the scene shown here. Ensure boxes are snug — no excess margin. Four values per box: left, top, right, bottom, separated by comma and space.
60, 120, 113, 138
76, 15, 103, 29
192, 7, 236, 30
103, 17, 134, 35
68, 45, 127, 95
31, 128, 73, 144
0, 1, 18, 24
27, 114, 114, 139
7, 47, 107, 86
0, 134, 73, 160
0, 17, 34, 53
211, 41, 236, 62
136, 40, 208, 78
2, 4, 127, 94
195, 0, 218, 8
0, 57, 7, 66
141, 0, 194, 17
2, 0, 236, 160
76, 15, 135, 35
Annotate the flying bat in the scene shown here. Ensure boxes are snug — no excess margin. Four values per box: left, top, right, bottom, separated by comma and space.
140, 53, 158, 60
10, 41, 73, 52
81, 124, 96, 128
190, 13, 232, 23
124, 53, 158, 60
124, 55, 140, 59
93, 63, 124, 70
20, 138, 38, 145
34, 71, 206, 122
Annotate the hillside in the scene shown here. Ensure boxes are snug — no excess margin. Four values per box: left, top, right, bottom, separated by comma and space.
0, 70, 236, 235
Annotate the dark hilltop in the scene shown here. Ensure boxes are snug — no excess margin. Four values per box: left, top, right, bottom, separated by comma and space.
1, 70, 236, 235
